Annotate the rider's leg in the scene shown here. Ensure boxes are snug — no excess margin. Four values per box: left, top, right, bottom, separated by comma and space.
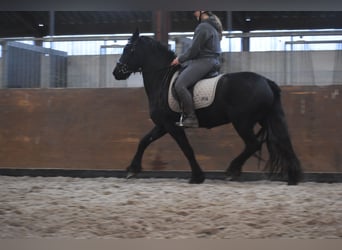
174, 58, 217, 127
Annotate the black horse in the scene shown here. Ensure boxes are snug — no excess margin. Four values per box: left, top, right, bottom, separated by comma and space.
113, 30, 303, 185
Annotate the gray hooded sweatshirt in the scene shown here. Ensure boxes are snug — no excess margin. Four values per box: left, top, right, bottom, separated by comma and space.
178, 16, 222, 63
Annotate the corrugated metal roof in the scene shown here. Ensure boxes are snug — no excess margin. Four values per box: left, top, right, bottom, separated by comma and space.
0, 11, 341, 38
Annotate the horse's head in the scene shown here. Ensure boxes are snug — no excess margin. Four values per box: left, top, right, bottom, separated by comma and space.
113, 29, 143, 80
113, 29, 176, 81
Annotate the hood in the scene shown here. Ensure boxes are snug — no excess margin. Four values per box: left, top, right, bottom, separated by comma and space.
204, 15, 223, 39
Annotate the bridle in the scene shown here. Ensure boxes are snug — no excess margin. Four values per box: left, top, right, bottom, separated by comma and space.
116, 37, 177, 77
116, 39, 143, 75
116, 61, 142, 75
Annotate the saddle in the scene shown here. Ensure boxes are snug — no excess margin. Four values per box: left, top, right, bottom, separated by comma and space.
168, 70, 223, 113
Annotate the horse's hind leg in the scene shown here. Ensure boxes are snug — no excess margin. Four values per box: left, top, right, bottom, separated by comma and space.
226, 120, 261, 180
127, 125, 166, 178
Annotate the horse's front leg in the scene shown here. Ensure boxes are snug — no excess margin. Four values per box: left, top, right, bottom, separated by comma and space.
127, 125, 166, 178
165, 124, 205, 184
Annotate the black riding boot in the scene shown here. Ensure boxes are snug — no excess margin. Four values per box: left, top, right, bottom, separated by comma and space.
174, 80, 199, 128
182, 112, 199, 128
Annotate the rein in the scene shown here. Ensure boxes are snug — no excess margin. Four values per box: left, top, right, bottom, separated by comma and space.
117, 61, 174, 75
141, 64, 176, 90
117, 59, 177, 92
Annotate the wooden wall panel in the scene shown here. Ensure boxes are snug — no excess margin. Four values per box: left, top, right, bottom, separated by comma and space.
0, 86, 341, 173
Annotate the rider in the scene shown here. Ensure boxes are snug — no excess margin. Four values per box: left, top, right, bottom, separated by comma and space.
171, 11, 223, 128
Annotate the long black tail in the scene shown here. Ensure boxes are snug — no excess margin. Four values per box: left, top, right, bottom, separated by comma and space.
262, 80, 303, 185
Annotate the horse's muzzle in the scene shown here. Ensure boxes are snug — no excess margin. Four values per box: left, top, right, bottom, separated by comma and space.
113, 62, 131, 80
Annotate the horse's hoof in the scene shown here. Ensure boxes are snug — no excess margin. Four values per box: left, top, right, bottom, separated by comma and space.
225, 176, 239, 182
225, 172, 240, 182
287, 180, 298, 186
126, 172, 137, 179
189, 175, 205, 184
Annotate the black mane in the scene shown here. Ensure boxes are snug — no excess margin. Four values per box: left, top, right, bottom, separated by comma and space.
139, 36, 176, 62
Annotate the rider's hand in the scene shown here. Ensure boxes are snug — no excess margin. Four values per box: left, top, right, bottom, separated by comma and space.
171, 57, 180, 66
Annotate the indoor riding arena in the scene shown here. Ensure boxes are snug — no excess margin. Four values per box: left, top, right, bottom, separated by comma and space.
0, 11, 342, 239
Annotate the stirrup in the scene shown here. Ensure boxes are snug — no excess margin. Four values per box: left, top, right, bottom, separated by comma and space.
176, 113, 199, 128
175, 113, 185, 127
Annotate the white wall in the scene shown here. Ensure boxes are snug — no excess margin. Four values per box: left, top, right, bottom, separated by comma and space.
67, 54, 143, 88
1, 50, 341, 89
65, 50, 341, 88
222, 50, 341, 85
0, 58, 3, 88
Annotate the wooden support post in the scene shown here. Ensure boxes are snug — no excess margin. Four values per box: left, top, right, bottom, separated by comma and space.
153, 10, 170, 47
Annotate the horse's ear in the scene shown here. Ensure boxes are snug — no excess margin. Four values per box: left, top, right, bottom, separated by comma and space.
131, 28, 140, 42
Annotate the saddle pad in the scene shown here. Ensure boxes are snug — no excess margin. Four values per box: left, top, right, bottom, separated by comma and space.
168, 71, 222, 113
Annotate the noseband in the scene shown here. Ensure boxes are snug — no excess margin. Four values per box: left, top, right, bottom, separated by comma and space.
116, 61, 141, 75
